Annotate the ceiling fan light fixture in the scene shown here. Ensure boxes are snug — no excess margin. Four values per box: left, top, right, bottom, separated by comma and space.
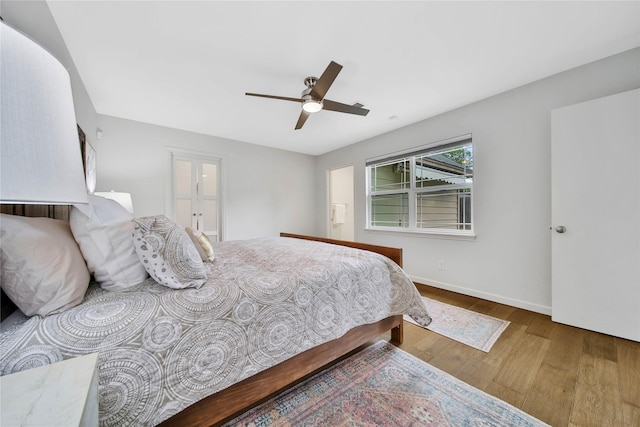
302, 98, 323, 113
245, 61, 368, 129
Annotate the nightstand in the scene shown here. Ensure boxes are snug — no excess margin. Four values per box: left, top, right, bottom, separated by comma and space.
0, 353, 99, 426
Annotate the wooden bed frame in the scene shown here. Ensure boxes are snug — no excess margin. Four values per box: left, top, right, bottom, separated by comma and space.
158, 233, 405, 426
0, 207, 405, 426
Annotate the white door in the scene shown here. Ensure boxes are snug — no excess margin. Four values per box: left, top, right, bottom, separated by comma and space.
173, 155, 221, 242
551, 89, 639, 342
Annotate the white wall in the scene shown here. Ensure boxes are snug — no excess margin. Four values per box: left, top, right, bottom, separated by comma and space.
316, 48, 640, 314
95, 115, 317, 241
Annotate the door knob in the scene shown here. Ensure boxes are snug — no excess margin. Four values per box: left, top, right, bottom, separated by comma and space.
555, 225, 567, 233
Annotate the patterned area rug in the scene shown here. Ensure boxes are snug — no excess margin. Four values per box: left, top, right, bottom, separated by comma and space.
405, 297, 510, 352
224, 341, 549, 426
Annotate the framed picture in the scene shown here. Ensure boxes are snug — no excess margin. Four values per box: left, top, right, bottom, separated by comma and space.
78, 125, 96, 193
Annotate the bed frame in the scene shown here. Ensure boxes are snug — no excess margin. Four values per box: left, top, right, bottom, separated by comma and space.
158, 233, 405, 426
0, 206, 405, 426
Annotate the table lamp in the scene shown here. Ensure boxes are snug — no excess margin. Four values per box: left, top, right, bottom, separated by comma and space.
1, 20, 88, 205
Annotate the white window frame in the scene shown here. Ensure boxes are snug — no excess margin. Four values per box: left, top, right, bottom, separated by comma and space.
365, 134, 474, 237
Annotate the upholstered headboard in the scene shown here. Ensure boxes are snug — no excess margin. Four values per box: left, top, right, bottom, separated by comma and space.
0, 204, 70, 320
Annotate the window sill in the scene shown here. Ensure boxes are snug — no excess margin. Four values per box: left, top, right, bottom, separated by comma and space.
364, 226, 477, 241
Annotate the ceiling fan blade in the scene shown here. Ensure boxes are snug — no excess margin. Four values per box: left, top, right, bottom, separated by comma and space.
295, 110, 310, 130
310, 61, 342, 100
245, 92, 303, 103
322, 99, 370, 116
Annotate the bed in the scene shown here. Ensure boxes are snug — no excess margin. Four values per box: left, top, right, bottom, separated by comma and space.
0, 206, 431, 426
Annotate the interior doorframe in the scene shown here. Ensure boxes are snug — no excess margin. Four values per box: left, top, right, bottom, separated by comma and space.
165, 146, 227, 241
327, 164, 355, 241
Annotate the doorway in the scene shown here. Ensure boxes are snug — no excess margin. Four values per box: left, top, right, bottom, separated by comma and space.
329, 165, 354, 241
172, 153, 222, 242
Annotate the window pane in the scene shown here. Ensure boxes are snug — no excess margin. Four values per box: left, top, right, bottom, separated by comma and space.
201, 163, 217, 197
202, 199, 217, 237
416, 189, 471, 230
415, 144, 473, 189
175, 160, 192, 195
366, 137, 473, 233
175, 199, 192, 229
371, 193, 408, 227
370, 159, 410, 192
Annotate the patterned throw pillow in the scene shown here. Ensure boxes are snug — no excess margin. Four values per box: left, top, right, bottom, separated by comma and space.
132, 215, 207, 289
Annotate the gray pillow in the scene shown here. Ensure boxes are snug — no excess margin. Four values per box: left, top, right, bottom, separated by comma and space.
132, 215, 207, 289
0, 214, 90, 316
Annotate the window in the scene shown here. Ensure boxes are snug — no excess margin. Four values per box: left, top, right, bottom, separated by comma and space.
366, 136, 473, 235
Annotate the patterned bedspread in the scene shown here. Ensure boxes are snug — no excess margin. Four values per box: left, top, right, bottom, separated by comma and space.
0, 236, 431, 426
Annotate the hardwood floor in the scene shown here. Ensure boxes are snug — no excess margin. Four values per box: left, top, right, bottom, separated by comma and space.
388, 283, 640, 427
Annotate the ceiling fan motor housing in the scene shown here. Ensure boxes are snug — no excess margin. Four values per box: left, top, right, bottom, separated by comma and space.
304, 76, 318, 88
301, 78, 323, 112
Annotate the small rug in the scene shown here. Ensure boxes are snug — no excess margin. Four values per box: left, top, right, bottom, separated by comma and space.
223, 341, 549, 426
404, 297, 510, 352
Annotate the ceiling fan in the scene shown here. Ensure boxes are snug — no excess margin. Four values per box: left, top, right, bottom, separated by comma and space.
245, 61, 370, 130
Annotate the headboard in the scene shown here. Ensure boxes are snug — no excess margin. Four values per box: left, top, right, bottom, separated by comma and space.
0, 204, 70, 220
0, 204, 70, 320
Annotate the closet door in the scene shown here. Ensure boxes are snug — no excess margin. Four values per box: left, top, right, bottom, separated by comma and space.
551, 89, 639, 342
197, 161, 219, 241
172, 155, 221, 242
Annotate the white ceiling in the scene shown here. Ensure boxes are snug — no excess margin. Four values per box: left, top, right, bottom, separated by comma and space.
47, 1, 640, 156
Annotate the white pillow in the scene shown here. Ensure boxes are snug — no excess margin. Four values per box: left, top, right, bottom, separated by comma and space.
185, 227, 215, 262
132, 215, 207, 289
0, 214, 90, 317
70, 194, 148, 291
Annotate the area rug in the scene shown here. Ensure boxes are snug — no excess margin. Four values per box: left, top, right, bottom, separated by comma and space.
223, 341, 548, 426
404, 297, 510, 352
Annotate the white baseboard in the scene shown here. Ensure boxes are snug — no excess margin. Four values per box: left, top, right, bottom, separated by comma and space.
409, 276, 552, 316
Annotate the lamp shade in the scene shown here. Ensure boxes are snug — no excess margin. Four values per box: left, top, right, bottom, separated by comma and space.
0, 21, 88, 205
94, 191, 134, 215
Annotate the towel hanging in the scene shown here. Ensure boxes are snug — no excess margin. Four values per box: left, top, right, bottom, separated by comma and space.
332, 203, 346, 225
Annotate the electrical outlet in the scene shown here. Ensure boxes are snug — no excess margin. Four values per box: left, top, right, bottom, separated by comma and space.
438, 260, 446, 270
